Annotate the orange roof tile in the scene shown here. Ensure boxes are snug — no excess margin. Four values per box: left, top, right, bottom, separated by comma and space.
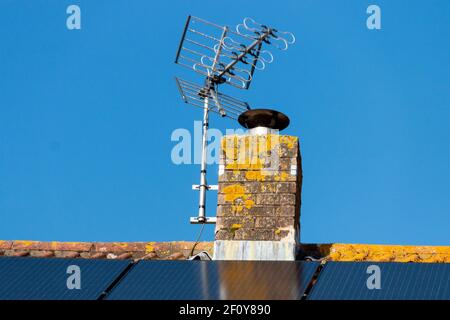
299, 243, 450, 263
1, 241, 449, 262
0, 240, 214, 261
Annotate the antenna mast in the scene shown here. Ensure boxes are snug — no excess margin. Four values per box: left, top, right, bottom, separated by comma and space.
174, 16, 295, 224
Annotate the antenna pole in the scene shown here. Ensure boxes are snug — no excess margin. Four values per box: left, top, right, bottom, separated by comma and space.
197, 96, 209, 223
192, 26, 227, 224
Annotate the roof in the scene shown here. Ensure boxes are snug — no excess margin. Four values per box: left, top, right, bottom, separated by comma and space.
0, 240, 449, 300
1, 240, 449, 263
300, 243, 450, 263
0, 240, 213, 261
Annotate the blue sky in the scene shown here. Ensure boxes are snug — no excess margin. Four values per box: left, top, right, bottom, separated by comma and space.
0, 1, 449, 245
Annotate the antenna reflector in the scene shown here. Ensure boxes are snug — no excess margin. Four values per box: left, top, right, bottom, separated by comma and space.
175, 77, 250, 120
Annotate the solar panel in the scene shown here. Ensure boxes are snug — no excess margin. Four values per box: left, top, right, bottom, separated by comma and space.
308, 261, 450, 300
107, 261, 319, 300
0, 257, 131, 300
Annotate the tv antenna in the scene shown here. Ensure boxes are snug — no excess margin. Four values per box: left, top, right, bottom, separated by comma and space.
174, 16, 295, 224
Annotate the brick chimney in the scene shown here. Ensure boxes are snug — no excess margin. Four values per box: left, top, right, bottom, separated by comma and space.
214, 125, 302, 260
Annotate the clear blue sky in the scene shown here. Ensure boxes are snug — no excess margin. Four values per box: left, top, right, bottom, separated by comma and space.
0, 1, 449, 245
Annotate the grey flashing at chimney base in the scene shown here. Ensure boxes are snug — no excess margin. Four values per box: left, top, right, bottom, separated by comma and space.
213, 240, 297, 261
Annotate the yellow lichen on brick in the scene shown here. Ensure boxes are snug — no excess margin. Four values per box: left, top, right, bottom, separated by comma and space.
145, 242, 156, 253
323, 243, 450, 263
421, 255, 447, 263
244, 199, 255, 209
14, 240, 35, 247
245, 170, 266, 181
222, 134, 294, 161
243, 170, 292, 182
222, 184, 255, 213
276, 172, 290, 182
396, 254, 420, 263
223, 185, 246, 202
260, 184, 276, 193
279, 136, 297, 149
225, 160, 263, 171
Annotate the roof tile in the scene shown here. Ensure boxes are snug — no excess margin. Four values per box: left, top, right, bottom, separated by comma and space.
117, 253, 133, 260
146, 242, 172, 256
7, 251, 30, 257
301, 243, 450, 263
0, 241, 13, 250
140, 252, 158, 260
167, 252, 185, 260
93, 242, 147, 253
90, 252, 107, 259
55, 251, 81, 259
11, 240, 92, 252
30, 251, 55, 258
50, 241, 93, 252
2, 240, 448, 263
12, 241, 45, 251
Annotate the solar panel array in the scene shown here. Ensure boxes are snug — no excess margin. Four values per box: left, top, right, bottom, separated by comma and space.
0, 257, 130, 300
107, 261, 320, 300
308, 261, 450, 300
1, 257, 448, 300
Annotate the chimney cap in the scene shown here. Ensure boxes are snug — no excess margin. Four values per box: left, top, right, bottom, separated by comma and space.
238, 109, 290, 131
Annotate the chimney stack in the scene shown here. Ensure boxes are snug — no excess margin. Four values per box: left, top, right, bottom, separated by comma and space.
214, 109, 302, 260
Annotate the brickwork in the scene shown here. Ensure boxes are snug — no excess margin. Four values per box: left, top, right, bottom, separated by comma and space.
215, 134, 302, 242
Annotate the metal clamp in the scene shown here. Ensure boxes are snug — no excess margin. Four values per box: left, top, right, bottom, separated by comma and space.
192, 184, 218, 191
190, 216, 217, 224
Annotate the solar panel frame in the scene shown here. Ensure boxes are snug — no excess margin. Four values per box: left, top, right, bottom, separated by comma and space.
0, 257, 131, 300
307, 261, 450, 300
106, 260, 320, 300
